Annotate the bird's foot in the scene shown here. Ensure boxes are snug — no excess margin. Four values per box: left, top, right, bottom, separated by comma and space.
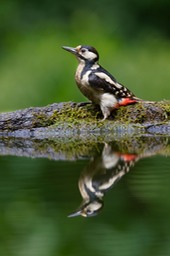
77, 102, 91, 107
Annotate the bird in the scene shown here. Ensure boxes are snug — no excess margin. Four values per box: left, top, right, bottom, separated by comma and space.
68, 143, 138, 217
62, 45, 140, 120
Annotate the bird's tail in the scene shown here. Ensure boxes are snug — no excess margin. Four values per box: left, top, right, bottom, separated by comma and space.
118, 97, 155, 106
133, 97, 155, 104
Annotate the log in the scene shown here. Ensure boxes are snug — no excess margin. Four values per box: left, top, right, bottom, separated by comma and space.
0, 101, 170, 136
0, 133, 169, 160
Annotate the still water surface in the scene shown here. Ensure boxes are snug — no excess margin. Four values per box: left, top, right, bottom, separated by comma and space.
0, 135, 170, 256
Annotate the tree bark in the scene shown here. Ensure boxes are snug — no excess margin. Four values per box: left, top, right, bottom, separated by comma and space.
0, 101, 170, 136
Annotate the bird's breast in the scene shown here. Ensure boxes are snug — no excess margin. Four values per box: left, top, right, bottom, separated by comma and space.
75, 65, 100, 103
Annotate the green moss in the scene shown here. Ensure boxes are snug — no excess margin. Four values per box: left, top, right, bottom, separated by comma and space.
29, 101, 170, 134
33, 112, 55, 127
112, 103, 146, 123
113, 101, 170, 124
157, 100, 170, 117
56, 103, 99, 122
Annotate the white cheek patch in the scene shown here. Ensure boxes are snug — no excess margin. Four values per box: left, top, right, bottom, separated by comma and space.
84, 51, 98, 60
87, 201, 102, 212
95, 72, 122, 89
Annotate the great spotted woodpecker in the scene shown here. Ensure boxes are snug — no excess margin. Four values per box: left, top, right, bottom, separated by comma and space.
62, 45, 140, 120
68, 143, 138, 217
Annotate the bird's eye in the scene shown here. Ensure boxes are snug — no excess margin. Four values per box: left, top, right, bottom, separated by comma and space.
86, 209, 92, 215
81, 49, 86, 53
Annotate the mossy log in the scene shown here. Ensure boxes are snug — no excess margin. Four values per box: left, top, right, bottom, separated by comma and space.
0, 101, 170, 136
0, 134, 170, 160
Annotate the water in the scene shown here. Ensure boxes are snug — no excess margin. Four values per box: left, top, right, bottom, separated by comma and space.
0, 135, 170, 256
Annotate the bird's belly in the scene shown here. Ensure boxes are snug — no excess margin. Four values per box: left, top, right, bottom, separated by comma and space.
76, 80, 100, 103
75, 72, 100, 103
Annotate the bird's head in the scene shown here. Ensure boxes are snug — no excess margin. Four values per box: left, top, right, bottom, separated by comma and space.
62, 45, 99, 63
68, 199, 103, 218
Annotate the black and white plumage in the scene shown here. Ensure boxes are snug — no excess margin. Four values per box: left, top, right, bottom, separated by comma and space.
68, 143, 138, 217
62, 45, 140, 120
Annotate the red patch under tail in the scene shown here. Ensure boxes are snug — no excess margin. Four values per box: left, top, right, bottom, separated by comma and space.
118, 98, 138, 106
120, 154, 137, 162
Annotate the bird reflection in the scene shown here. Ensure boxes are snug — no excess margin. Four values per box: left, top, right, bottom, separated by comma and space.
68, 143, 138, 217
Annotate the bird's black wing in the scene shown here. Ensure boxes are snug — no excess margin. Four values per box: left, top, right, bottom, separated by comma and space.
88, 68, 135, 98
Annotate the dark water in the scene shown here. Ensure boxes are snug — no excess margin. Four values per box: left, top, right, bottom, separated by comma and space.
0, 135, 170, 255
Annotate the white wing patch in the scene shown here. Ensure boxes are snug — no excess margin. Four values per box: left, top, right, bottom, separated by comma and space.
95, 72, 123, 89
91, 64, 100, 70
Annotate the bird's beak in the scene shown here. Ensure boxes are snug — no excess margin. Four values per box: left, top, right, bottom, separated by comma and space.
68, 209, 82, 217
62, 46, 78, 56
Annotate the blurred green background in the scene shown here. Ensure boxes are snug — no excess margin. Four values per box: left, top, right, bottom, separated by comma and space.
0, 0, 170, 112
